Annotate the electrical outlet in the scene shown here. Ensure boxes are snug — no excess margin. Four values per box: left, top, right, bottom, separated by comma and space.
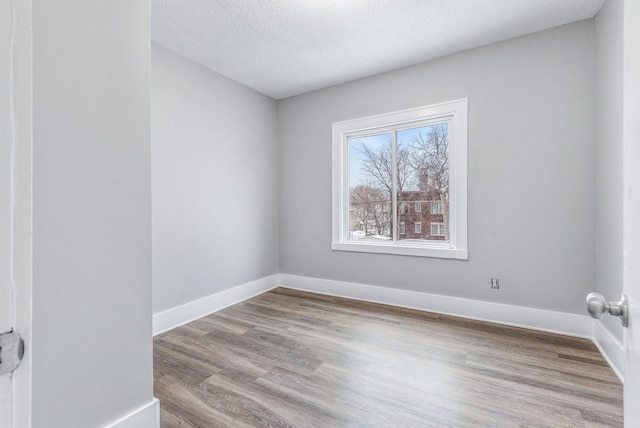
490, 278, 500, 289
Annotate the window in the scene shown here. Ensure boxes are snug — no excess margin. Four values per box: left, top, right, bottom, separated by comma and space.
430, 222, 446, 237
332, 98, 468, 259
431, 201, 443, 215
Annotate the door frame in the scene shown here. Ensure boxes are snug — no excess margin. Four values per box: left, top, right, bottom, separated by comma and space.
623, 0, 640, 424
7, 0, 33, 426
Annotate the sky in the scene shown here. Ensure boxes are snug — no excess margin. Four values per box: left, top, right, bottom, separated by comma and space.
349, 133, 391, 187
348, 123, 446, 188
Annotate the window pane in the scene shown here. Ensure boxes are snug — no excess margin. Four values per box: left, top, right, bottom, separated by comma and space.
348, 134, 393, 241
430, 222, 445, 237
396, 123, 449, 242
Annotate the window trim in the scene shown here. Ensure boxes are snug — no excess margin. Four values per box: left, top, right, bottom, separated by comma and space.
415, 202, 422, 212
415, 222, 422, 234
331, 98, 468, 260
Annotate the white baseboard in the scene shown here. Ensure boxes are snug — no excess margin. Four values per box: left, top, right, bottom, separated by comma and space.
104, 398, 159, 428
153, 275, 279, 335
278, 274, 594, 339
593, 320, 625, 383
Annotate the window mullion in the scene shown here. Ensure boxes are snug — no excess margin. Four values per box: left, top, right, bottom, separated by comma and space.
343, 135, 350, 240
392, 130, 398, 242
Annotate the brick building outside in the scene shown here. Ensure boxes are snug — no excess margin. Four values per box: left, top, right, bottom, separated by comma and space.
397, 192, 447, 241
350, 168, 449, 241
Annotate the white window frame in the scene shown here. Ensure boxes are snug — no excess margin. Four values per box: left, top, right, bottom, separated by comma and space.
415, 202, 422, 212
332, 98, 468, 260
430, 222, 446, 237
431, 200, 443, 215
415, 222, 422, 234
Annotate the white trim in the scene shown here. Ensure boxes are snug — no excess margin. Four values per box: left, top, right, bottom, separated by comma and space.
392, 129, 398, 242
622, 0, 640, 421
7, 1, 33, 427
332, 98, 468, 260
593, 321, 625, 383
278, 274, 593, 339
104, 398, 159, 428
331, 241, 468, 259
153, 275, 279, 336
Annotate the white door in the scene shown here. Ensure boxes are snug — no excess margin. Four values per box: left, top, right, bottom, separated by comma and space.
1, 1, 32, 427
623, 0, 640, 425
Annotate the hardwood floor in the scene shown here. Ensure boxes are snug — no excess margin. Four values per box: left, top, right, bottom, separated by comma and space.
153, 288, 623, 427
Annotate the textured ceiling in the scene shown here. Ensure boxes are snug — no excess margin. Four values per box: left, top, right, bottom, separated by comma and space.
151, 0, 605, 99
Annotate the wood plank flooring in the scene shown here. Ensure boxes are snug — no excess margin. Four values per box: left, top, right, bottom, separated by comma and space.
153, 288, 623, 427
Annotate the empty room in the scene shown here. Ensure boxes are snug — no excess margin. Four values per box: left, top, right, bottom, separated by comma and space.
2, 0, 640, 427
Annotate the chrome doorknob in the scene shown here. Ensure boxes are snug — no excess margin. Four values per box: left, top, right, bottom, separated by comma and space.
586, 293, 607, 318
586, 292, 629, 327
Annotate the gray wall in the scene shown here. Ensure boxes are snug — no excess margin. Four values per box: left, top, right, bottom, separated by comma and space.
278, 21, 596, 314
32, 1, 153, 427
595, 0, 624, 342
151, 43, 279, 314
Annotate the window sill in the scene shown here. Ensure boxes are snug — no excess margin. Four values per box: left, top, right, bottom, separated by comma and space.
331, 241, 468, 260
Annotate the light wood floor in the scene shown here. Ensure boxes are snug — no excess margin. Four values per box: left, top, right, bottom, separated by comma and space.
153, 288, 623, 427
